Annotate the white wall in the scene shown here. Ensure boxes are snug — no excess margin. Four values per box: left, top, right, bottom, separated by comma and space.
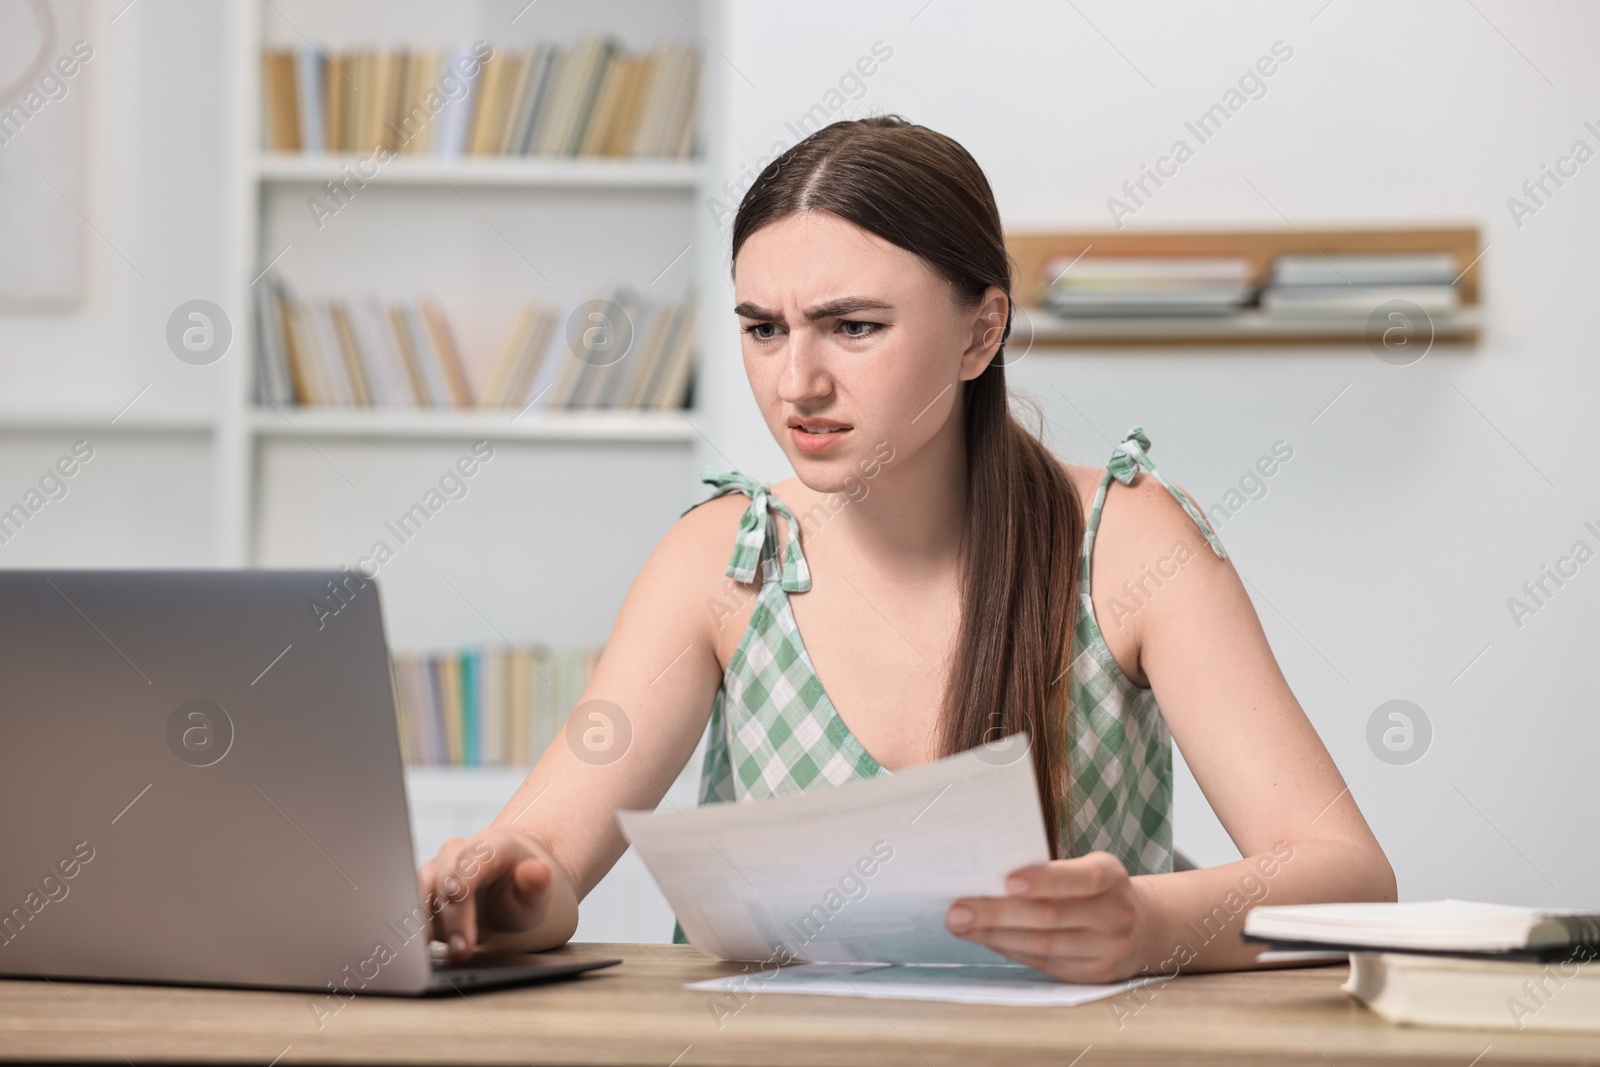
0, 0, 229, 563
702, 1, 1598, 905
3, 0, 1593, 944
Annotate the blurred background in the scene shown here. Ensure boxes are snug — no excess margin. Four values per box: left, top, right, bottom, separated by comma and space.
0, 0, 1593, 940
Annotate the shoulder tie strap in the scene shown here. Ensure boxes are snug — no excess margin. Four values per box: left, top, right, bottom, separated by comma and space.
681, 465, 812, 592
1106, 427, 1227, 560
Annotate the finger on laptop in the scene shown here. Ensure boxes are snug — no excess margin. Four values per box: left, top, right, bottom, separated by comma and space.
424, 835, 490, 961
424, 830, 558, 960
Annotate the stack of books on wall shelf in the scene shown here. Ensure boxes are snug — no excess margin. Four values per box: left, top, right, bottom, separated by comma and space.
1244, 900, 1600, 1032
260, 38, 700, 159
391, 644, 603, 767
1259, 252, 1460, 318
1039, 256, 1253, 317
253, 278, 696, 411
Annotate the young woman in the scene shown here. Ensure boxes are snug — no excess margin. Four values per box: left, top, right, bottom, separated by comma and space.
420, 115, 1395, 984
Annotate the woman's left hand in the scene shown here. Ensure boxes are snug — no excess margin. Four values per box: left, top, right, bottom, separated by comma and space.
944, 851, 1154, 984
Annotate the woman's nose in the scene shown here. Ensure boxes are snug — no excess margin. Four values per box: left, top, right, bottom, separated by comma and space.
777, 328, 831, 402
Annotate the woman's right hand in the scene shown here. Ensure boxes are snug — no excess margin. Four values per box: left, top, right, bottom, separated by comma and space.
418, 826, 576, 963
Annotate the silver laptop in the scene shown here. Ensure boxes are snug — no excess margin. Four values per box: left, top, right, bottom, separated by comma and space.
0, 569, 618, 995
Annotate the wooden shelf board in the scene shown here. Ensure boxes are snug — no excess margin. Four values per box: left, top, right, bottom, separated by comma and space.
248, 406, 699, 442
253, 153, 704, 189
0, 410, 217, 432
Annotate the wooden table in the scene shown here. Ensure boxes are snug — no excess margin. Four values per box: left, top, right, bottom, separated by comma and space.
3, 943, 1597, 1066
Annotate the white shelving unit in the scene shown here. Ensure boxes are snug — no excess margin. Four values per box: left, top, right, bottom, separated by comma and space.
255, 152, 704, 189
223, 0, 726, 943
247, 406, 698, 443
0, 409, 218, 434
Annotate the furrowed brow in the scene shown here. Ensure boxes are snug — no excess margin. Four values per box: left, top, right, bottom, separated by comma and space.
732, 297, 893, 322
803, 297, 892, 321
733, 301, 778, 321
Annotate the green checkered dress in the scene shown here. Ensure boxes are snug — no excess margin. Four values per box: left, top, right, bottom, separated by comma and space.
670, 427, 1225, 943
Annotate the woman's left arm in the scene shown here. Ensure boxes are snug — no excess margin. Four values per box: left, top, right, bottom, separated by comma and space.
946, 471, 1396, 983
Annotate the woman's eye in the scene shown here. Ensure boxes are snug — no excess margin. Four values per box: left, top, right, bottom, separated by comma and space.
840, 320, 879, 339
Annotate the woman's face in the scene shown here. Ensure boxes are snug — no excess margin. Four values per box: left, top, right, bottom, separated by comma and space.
733, 210, 1004, 491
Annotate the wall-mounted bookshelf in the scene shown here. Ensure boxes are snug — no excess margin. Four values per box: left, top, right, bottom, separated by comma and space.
1007, 226, 1482, 347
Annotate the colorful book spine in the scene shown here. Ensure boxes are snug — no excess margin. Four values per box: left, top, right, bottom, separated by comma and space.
252, 282, 696, 412
438, 656, 463, 765
388, 645, 600, 767
460, 648, 479, 767
261, 42, 701, 159
294, 47, 324, 153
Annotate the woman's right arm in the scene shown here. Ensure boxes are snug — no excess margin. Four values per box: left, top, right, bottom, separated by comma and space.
418, 495, 746, 961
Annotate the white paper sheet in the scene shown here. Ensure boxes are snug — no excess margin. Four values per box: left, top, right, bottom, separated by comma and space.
687, 962, 1158, 1007
616, 735, 1050, 966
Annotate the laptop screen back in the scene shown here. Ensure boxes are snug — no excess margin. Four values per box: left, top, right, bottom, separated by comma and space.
0, 570, 434, 994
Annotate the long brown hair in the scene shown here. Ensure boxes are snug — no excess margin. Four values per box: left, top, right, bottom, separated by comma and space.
731, 115, 1083, 856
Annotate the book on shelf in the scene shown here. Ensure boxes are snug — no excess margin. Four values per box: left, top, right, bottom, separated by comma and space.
391, 644, 603, 767
262, 50, 300, 152
1268, 252, 1459, 288
253, 278, 696, 412
1259, 284, 1460, 318
546, 290, 699, 411
431, 46, 479, 158
1260, 250, 1463, 319
260, 37, 700, 159
1038, 255, 1254, 318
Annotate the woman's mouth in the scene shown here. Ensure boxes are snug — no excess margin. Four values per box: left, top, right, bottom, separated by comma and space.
789, 421, 853, 453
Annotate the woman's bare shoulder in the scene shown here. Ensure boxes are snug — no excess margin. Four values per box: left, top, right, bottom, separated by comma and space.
1058, 457, 1226, 681
1061, 462, 1105, 518
644, 491, 761, 659
655, 491, 751, 585
1058, 457, 1207, 554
